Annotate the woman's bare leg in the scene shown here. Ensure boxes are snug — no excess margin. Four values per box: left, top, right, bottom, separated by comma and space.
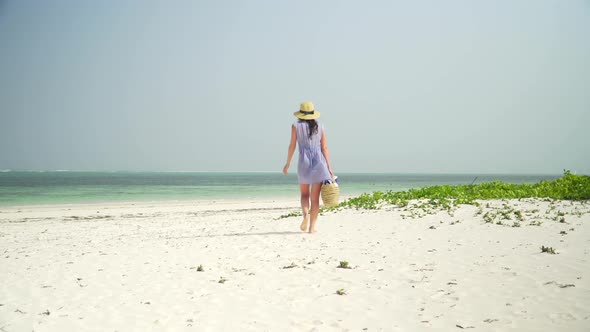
299, 184, 310, 231
308, 183, 322, 233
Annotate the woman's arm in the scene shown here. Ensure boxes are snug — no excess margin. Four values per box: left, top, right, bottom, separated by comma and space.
321, 131, 334, 179
283, 125, 297, 175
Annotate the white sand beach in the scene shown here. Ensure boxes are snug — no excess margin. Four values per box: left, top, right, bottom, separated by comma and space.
1, 198, 589, 331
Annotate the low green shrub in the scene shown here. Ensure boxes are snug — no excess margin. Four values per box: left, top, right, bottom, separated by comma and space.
339, 170, 589, 210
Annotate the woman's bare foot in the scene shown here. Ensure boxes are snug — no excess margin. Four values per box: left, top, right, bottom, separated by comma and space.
300, 214, 309, 231
308, 228, 317, 234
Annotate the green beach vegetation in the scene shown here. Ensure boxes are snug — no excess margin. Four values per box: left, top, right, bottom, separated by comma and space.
336, 170, 589, 211
337, 261, 351, 269
540, 245, 557, 254
276, 171, 589, 220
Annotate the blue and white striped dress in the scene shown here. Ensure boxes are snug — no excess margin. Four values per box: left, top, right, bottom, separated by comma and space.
294, 121, 331, 184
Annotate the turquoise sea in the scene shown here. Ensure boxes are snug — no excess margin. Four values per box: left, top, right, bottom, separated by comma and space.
0, 171, 560, 206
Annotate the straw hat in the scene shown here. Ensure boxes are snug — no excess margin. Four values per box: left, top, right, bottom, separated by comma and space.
294, 101, 321, 120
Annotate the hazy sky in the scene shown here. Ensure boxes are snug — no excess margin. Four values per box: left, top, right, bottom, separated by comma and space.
1, 0, 588, 174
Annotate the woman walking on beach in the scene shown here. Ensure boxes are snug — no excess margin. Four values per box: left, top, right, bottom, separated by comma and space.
283, 101, 334, 233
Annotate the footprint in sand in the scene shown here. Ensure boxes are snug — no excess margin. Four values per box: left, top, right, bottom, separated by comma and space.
549, 312, 576, 322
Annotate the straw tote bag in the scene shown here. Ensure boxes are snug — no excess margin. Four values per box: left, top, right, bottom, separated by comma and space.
321, 178, 340, 207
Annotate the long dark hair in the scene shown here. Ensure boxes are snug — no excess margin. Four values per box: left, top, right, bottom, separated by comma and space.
299, 119, 318, 139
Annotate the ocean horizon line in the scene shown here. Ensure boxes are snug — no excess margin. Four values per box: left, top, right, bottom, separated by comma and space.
0, 169, 569, 176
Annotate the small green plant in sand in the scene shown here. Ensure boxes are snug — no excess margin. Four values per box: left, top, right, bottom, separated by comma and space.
483, 211, 495, 223
499, 209, 513, 220
512, 221, 521, 228
218, 276, 227, 284
338, 261, 351, 269
336, 289, 346, 295
197, 265, 204, 272
475, 207, 483, 215
540, 246, 557, 254
275, 211, 301, 220
282, 262, 298, 269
